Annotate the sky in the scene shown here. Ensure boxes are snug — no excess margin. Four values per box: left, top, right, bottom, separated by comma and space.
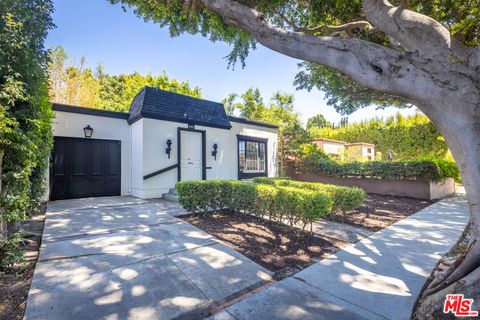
46, 0, 417, 125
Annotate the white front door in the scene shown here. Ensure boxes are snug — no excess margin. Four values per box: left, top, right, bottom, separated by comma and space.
180, 130, 203, 181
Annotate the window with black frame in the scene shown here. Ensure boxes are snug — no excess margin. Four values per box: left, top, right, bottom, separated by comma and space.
238, 136, 267, 179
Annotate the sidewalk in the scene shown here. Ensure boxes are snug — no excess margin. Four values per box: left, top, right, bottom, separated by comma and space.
213, 196, 470, 320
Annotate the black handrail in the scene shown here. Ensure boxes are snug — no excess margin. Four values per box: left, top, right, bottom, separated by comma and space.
143, 163, 179, 180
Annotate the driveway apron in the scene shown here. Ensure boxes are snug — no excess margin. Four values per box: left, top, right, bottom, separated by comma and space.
24, 196, 271, 320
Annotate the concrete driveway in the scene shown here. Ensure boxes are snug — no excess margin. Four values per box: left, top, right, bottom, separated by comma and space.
25, 197, 271, 320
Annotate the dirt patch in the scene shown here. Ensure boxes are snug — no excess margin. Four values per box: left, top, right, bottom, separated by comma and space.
182, 213, 348, 277
0, 204, 46, 320
182, 194, 434, 276
329, 194, 435, 231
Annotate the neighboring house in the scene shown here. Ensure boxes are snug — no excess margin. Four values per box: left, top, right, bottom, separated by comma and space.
312, 138, 347, 160
48, 87, 278, 200
346, 142, 375, 161
312, 138, 375, 161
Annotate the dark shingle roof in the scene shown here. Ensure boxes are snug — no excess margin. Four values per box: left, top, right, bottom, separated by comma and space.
128, 87, 232, 129
52, 103, 129, 120
228, 116, 278, 129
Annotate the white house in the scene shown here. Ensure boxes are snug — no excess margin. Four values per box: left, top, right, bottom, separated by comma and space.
312, 138, 347, 160
346, 142, 375, 161
49, 87, 278, 200
312, 138, 375, 161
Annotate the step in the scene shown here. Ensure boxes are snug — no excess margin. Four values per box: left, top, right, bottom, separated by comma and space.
169, 188, 178, 195
162, 192, 179, 202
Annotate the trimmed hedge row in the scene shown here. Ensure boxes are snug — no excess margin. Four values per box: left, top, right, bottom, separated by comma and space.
252, 178, 366, 221
176, 180, 332, 231
295, 158, 459, 181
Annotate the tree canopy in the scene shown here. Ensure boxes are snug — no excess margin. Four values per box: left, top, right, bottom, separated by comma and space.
306, 114, 331, 130
110, 0, 479, 114
223, 88, 308, 173
49, 46, 202, 112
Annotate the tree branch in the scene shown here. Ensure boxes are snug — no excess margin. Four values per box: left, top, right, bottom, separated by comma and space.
200, 0, 438, 105
361, 0, 469, 59
277, 12, 378, 37
335, 86, 404, 102
328, 21, 378, 36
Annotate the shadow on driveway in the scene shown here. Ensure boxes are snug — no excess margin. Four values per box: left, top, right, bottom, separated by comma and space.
25, 197, 271, 320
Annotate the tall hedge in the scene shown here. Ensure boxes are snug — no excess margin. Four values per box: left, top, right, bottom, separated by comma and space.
0, 0, 54, 233
309, 113, 450, 161
295, 158, 459, 181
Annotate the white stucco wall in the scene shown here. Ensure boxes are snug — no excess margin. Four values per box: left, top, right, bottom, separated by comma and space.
138, 118, 278, 198
363, 146, 375, 160
141, 118, 183, 198
227, 121, 278, 178
130, 119, 144, 198
51, 110, 132, 196
323, 141, 346, 157
51, 110, 278, 200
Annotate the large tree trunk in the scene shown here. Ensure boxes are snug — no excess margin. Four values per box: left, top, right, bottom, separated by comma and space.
415, 93, 480, 317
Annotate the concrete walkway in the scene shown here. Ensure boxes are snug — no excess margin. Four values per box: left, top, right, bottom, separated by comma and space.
25, 197, 271, 320
214, 196, 470, 320
299, 218, 372, 243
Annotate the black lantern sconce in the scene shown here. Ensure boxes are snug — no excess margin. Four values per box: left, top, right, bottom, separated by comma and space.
211, 143, 219, 160
83, 125, 93, 138
166, 139, 172, 159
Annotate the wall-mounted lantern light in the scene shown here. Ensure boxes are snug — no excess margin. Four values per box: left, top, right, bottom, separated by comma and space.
83, 125, 93, 138
212, 143, 218, 160
166, 139, 173, 159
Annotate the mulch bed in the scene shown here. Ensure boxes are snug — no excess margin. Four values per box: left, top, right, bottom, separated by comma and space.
183, 194, 435, 277
328, 194, 436, 231
182, 212, 349, 278
0, 204, 46, 320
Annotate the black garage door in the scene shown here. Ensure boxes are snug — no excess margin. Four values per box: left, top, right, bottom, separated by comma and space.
51, 137, 121, 200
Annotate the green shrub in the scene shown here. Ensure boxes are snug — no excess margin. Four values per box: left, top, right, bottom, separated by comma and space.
296, 143, 331, 169
254, 184, 279, 219
277, 187, 332, 231
257, 178, 365, 216
176, 180, 222, 213
274, 186, 303, 224
0, 232, 26, 273
177, 180, 258, 214
330, 186, 366, 221
297, 143, 330, 161
251, 176, 291, 185
296, 158, 459, 181
176, 180, 334, 232
217, 180, 236, 210
229, 181, 258, 213
420, 157, 460, 182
